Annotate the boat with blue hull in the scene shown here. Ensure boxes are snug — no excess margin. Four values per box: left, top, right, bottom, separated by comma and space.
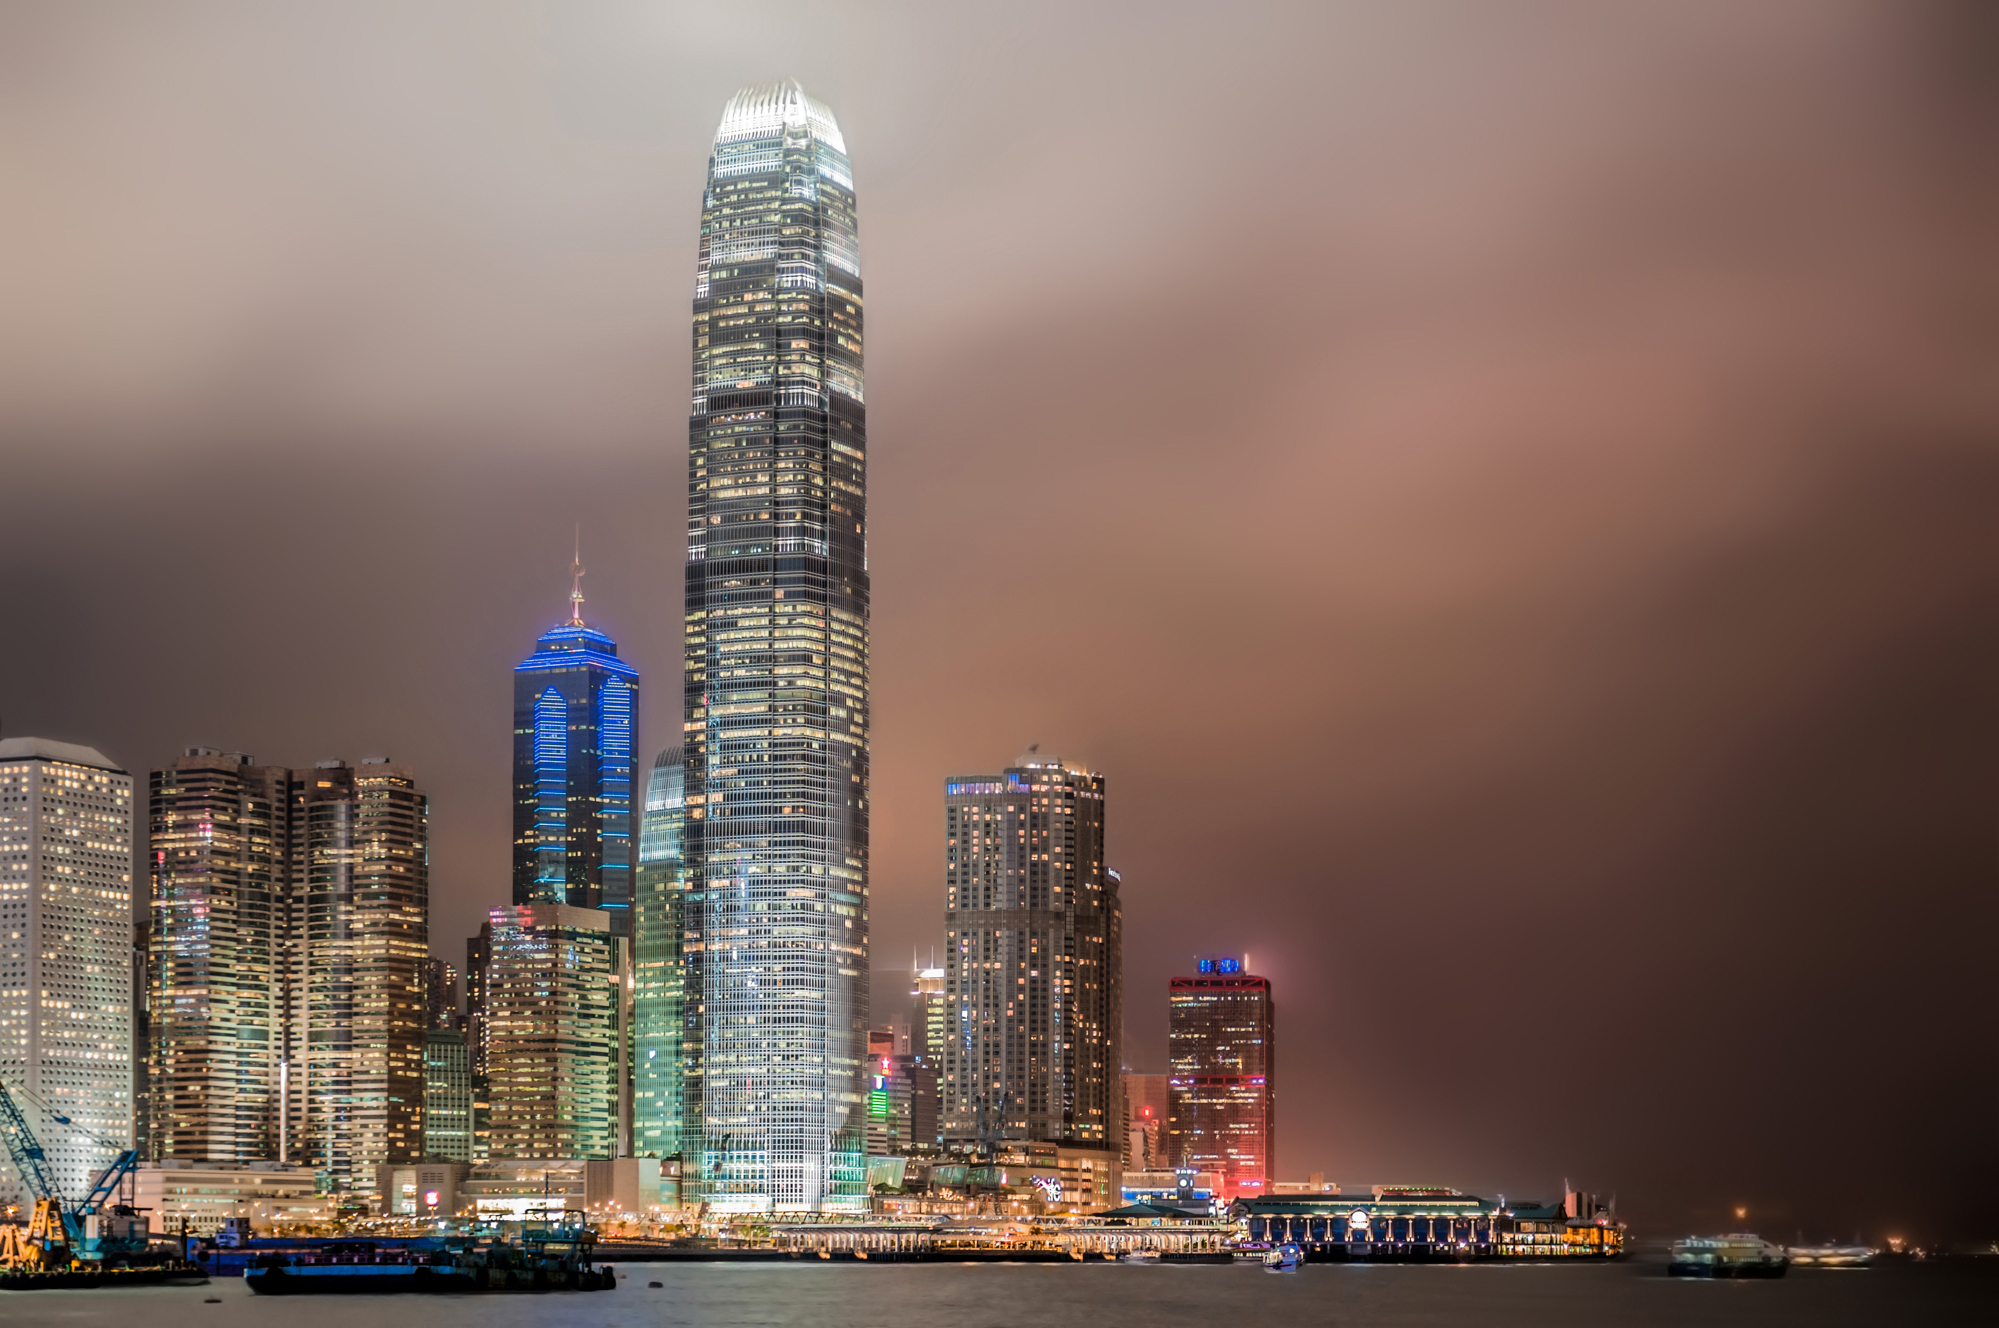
243, 1231, 616, 1295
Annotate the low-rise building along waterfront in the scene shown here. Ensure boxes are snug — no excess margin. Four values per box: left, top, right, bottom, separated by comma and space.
1238, 1186, 1623, 1261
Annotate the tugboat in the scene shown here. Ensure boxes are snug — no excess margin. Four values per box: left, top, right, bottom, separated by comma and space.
1668, 1234, 1788, 1278
1262, 1243, 1303, 1272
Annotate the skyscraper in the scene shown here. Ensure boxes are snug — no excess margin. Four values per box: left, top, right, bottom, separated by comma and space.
483, 904, 623, 1161
0, 738, 133, 1212
295, 760, 429, 1199
513, 552, 639, 932
422, 1028, 473, 1162
939, 759, 1121, 1154
147, 748, 286, 1162
1167, 958, 1274, 1201
911, 966, 946, 1063
683, 79, 871, 1213
632, 746, 687, 1158
1121, 1072, 1170, 1171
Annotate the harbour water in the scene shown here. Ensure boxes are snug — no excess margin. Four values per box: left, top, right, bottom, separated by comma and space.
1, 1255, 1991, 1327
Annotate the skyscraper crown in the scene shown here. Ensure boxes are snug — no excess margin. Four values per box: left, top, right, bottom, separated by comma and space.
714, 79, 846, 153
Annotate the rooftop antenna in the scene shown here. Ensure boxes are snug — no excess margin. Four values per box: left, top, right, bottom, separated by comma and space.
568, 526, 587, 626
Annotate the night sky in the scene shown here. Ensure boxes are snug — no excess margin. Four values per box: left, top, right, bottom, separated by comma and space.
3, 2, 1993, 1242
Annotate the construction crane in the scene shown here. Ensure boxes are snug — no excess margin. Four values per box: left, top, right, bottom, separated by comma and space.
0, 1080, 140, 1269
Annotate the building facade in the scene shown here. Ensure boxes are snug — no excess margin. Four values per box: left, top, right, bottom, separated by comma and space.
940, 759, 1120, 1154
1121, 1072, 1170, 1171
1167, 959, 1273, 1202
0, 738, 134, 1212
683, 79, 871, 1213
865, 1052, 939, 1158
911, 966, 945, 1062
483, 904, 623, 1161
146, 749, 286, 1165
295, 760, 429, 1199
512, 561, 639, 931
422, 1028, 474, 1162
632, 746, 687, 1159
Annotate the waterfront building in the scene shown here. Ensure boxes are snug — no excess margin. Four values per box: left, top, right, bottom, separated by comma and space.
631, 745, 687, 1158
1121, 1072, 1170, 1170
1238, 1186, 1623, 1261
458, 1155, 665, 1220
911, 966, 945, 1061
422, 1028, 474, 1162
132, 1159, 326, 1235
1119, 1167, 1221, 1213
295, 760, 430, 1199
483, 904, 623, 1161
1167, 958, 1273, 1202
0, 738, 134, 1213
146, 749, 286, 1163
379, 1159, 470, 1217
940, 759, 1120, 1155
682, 79, 871, 1213
512, 553, 639, 931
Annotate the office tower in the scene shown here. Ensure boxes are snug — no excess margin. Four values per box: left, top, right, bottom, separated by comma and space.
911, 967, 946, 1062
1167, 958, 1274, 1201
632, 746, 687, 1158
484, 904, 623, 1161
0, 739, 133, 1212
422, 1029, 474, 1162
146, 749, 287, 1162
865, 1054, 939, 1158
464, 926, 491, 1079
939, 759, 1121, 1153
513, 553, 639, 932
296, 760, 429, 1198
1121, 1072, 1170, 1170
426, 957, 462, 1031
683, 79, 870, 1214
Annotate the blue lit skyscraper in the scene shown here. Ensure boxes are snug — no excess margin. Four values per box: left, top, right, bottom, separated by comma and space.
512, 551, 640, 932
683, 80, 870, 1212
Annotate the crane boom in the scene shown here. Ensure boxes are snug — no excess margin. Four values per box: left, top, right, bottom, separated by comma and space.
0, 1080, 61, 1206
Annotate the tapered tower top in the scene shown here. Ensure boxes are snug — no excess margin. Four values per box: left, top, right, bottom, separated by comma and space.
714, 78, 846, 152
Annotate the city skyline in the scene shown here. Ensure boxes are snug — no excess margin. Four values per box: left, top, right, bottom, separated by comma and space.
3, 3, 1989, 1243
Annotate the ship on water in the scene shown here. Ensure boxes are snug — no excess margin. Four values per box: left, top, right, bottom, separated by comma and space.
1668, 1233, 1789, 1278
1786, 1242, 1877, 1268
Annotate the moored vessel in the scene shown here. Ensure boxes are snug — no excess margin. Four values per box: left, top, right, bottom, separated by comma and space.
1668, 1233, 1788, 1278
1262, 1243, 1303, 1272
1786, 1243, 1876, 1268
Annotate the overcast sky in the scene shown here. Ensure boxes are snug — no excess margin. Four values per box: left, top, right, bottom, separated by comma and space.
2, 1, 1993, 1239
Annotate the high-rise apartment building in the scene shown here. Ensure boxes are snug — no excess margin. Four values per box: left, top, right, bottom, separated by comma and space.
1167, 959, 1274, 1201
683, 79, 871, 1214
632, 746, 687, 1159
0, 739, 134, 1212
147, 751, 429, 1206
513, 558, 639, 931
483, 904, 623, 1161
296, 760, 429, 1198
422, 1029, 473, 1162
147, 749, 286, 1163
940, 759, 1121, 1154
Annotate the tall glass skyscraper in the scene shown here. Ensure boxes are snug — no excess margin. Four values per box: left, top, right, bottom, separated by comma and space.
512, 558, 639, 933
631, 745, 687, 1158
684, 80, 870, 1213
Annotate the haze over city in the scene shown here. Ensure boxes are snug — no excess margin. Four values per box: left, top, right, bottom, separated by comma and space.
2, 0, 1993, 1246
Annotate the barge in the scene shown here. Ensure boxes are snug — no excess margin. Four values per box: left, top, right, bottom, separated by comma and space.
243, 1229, 615, 1295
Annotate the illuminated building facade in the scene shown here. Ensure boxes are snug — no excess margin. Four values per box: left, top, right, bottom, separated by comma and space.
865, 1053, 939, 1157
483, 904, 623, 1161
1121, 1072, 1169, 1170
683, 79, 871, 1213
0, 738, 133, 1213
146, 748, 286, 1164
940, 760, 1120, 1154
512, 557, 639, 932
632, 746, 687, 1158
1167, 959, 1273, 1201
422, 1028, 474, 1162
911, 966, 946, 1062
296, 760, 429, 1200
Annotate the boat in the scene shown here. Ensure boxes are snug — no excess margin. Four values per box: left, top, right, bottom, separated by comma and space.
1263, 1243, 1303, 1272
1668, 1234, 1788, 1278
1118, 1249, 1160, 1263
1786, 1243, 1876, 1268
245, 1232, 615, 1295
1, 1261, 208, 1292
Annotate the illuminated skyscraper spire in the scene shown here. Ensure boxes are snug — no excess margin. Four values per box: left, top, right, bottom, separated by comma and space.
569, 527, 587, 626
